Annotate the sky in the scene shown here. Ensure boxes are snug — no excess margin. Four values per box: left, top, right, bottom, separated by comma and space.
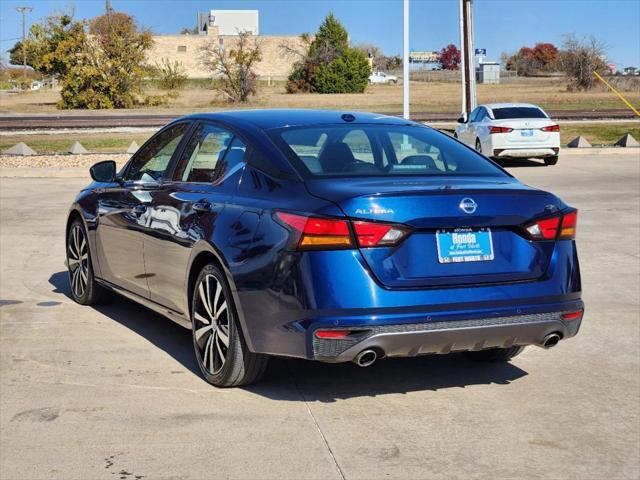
1, 0, 639, 68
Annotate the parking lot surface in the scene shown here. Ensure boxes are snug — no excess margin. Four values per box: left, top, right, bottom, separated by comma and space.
1, 153, 639, 479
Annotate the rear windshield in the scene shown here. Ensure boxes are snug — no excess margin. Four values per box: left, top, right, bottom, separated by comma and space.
269, 124, 508, 178
492, 107, 547, 119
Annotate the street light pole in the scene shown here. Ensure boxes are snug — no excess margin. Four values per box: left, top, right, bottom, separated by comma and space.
403, 0, 410, 120
16, 6, 33, 88
459, 0, 476, 116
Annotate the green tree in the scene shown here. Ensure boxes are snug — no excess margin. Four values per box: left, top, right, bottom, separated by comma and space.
313, 49, 371, 93
308, 12, 349, 63
10, 11, 155, 109
286, 13, 370, 94
9, 14, 85, 77
59, 12, 153, 109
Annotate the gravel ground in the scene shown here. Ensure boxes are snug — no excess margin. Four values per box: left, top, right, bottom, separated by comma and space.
0, 154, 130, 169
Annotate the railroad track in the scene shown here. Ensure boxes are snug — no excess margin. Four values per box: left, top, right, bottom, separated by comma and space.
0, 110, 636, 130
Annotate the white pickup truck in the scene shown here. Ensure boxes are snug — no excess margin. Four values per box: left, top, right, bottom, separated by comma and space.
368, 71, 398, 85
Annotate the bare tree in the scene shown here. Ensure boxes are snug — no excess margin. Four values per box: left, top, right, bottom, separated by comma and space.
279, 32, 312, 62
200, 31, 262, 103
560, 34, 608, 91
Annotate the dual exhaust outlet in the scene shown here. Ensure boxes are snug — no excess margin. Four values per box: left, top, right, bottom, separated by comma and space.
353, 349, 378, 367
352, 333, 562, 367
540, 332, 561, 349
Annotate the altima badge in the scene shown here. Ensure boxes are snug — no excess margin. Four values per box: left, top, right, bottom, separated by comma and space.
459, 197, 477, 214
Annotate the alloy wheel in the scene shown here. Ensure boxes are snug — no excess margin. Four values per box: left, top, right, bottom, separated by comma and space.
68, 225, 89, 298
193, 274, 230, 374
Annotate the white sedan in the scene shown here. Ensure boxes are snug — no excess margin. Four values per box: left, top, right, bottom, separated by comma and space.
454, 103, 560, 166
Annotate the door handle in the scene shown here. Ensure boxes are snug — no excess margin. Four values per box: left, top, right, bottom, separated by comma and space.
132, 204, 147, 215
192, 201, 212, 213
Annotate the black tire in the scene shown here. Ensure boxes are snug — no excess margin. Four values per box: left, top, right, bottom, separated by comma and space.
475, 138, 483, 154
66, 218, 110, 305
544, 155, 559, 166
465, 346, 525, 362
191, 263, 268, 387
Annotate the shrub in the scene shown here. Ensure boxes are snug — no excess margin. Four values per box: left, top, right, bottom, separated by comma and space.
313, 49, 371, 93
199, 31, 263, 103
154, 58, 188, 90
560, 34, 608, 91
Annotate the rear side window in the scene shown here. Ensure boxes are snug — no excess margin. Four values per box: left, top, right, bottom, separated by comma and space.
492, 107, 547, 119
174, 124, 238, 183
273, 125, 507, 178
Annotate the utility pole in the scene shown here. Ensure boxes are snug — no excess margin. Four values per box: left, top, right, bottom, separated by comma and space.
402, 0, 410, 119
16, 6, 33, 88
105, 0, 113, 16
459, 0, 476, 116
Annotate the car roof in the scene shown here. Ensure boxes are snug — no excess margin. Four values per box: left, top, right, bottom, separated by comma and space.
178, 109, 416, 130
481, 103, 544, 111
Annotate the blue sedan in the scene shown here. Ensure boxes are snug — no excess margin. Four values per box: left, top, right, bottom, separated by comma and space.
66, 110, 583, 387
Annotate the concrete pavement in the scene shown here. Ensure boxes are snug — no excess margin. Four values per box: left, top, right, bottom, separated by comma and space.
1, 153, 639, 479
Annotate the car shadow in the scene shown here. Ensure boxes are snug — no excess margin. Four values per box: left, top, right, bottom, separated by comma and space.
49, 271, 528, 401
49, 271, 199, 376
495, 158, 546, 168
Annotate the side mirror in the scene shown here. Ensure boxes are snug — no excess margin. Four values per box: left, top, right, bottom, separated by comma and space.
90, 160, 117, 183
457, 114, 467, 124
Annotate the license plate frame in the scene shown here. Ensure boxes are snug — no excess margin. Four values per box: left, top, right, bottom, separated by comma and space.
436, 228, 494, 264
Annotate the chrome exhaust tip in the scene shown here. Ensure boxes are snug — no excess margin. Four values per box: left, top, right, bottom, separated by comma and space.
354, 349, 378, 367
541, 333, 561, 349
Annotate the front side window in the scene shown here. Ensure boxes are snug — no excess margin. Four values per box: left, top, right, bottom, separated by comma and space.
272, 124, 508, 178
124, 123, 189, 182
468, 107, 480, 123
174, 124, 246, 184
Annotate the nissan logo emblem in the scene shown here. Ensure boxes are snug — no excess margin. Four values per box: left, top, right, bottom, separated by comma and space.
459, 197, 477, 214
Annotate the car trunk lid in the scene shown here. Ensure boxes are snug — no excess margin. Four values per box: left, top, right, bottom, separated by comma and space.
305, 177, 564, 288
492, 118, 556, 144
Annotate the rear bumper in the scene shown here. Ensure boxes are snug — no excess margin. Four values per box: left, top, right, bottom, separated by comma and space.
493, 147, 559, 158
312, 304, 583, 362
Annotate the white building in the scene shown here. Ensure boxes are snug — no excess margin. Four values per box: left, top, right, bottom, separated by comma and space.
199, 10, 259, 36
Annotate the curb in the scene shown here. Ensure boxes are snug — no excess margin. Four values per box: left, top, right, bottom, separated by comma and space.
560, 147, 640, 156
0, 167, 93, 178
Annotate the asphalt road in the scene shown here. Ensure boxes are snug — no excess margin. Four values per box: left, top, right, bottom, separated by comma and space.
1, 153, 639, 479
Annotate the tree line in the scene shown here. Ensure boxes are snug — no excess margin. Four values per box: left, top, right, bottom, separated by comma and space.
8, 8, 611, 109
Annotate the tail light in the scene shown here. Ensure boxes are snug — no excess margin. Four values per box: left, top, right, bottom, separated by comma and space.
560, 210, 577, 239
489, 126, 513, 134
562, 310, 583, 321
315, 330, 352, 339
276, 212, 409, 250
352, 221, 409, 247
524, 209, 578, 241
541, 125, 560, 132
276, 212, 352, 248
